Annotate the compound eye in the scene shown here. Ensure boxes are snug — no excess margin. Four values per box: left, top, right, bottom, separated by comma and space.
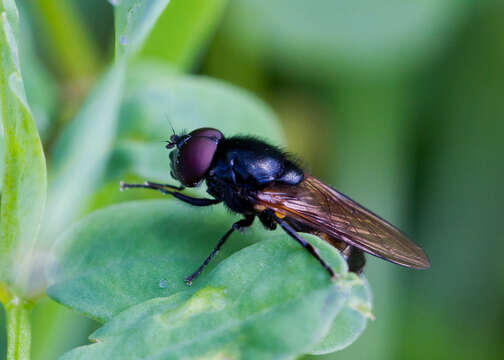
175, 128, 223, 187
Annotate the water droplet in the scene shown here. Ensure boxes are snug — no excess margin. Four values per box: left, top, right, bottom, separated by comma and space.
159, 279, 169, 288
120, 36, 128, 46
108, 0, 119, 6
11, 296, 20, 306
128, 3, 140, 22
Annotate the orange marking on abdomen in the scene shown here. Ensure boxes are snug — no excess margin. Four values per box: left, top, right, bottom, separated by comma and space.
274, 212, 286, 219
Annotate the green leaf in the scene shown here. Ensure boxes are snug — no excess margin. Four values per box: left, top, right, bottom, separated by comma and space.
113, 0, 171, 59
47, 200, 370, 359
0, 0, 47, 295
41, 63, 125, 242
140, 0, 229, 71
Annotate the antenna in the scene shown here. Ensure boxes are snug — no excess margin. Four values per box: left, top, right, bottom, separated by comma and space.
165, 113, 176, 136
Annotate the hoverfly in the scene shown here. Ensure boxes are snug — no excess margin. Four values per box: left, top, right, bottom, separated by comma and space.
121, 128, 430, 285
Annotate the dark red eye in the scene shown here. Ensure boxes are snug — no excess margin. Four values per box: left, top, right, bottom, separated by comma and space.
170, 128, 223, 187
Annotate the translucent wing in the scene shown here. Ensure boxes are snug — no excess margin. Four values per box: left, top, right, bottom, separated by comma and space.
256, 175, 430, 269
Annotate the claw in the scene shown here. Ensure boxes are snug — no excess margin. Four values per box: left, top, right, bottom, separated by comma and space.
330, 272, 340, 281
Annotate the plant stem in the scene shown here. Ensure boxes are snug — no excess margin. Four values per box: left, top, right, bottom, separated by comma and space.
5, 297, 33, 360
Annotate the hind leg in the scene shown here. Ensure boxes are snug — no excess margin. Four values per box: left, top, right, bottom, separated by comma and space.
314, 234, 366, 275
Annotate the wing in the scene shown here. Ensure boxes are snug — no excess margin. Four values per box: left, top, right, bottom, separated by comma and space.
255, 175, 430, 269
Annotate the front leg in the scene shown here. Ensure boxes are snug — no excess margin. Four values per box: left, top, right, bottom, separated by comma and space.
120, 181, 221, 206
144, 181, 185, 191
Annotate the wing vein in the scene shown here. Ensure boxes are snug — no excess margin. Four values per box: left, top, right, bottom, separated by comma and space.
255, 175, 430, 269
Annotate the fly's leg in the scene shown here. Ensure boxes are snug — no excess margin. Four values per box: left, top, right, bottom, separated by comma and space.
184, 215, 255, 286
268, 210, 336, 278
144, 181, 185, 191
120, 181, 221, 206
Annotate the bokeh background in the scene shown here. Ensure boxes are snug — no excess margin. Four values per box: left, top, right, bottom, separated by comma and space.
1, 0, 503, 359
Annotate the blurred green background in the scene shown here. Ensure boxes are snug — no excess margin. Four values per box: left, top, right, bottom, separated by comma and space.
1, 0, 504, 359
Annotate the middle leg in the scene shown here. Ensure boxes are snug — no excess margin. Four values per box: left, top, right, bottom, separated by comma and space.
184, 215, 255, 285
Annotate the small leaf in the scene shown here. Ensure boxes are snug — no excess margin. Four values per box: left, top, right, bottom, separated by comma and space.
0, 0, 47, 295
113, 0, 171, 58
48, 199, 368, 359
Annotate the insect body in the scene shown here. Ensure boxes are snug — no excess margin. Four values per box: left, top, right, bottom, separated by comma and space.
121, 127, 430, 285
